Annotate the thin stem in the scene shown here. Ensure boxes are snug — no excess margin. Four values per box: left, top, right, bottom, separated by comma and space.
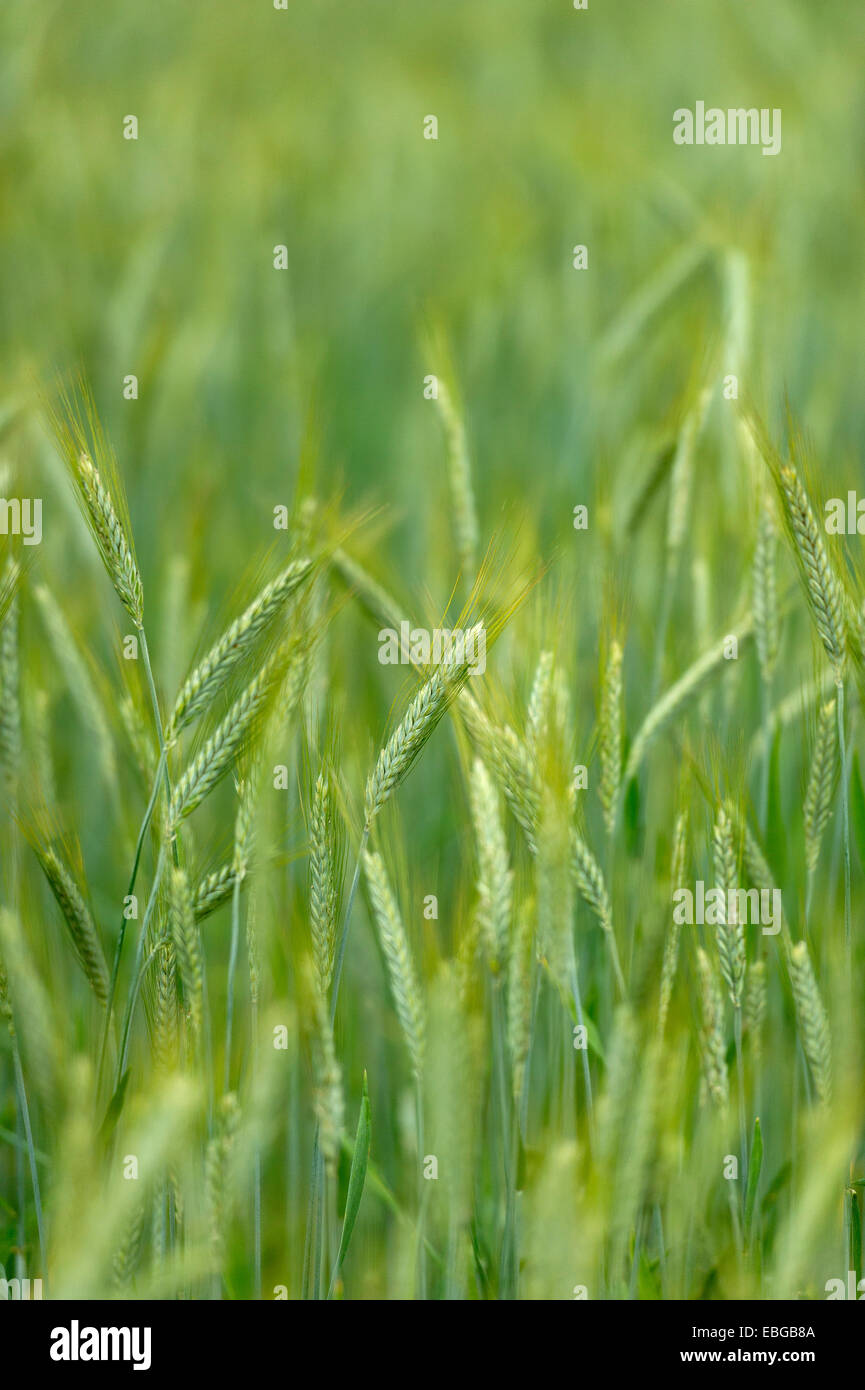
115, 846, 167, 1086
224, 870, 244, 1092
97, 746, 167, 1094
494, 983, 516, 1299
252, 997, 261, 1300
253, 1149, 262, 1300
607, 924, 628, 999
15, 1090, 24, 1280
302, 1130, 321, 1299
118, 942, 165, 1082
139, 628, 181, 869
415, 1073, 427, 1299
11, 1037, 46, 1280
312, 1148, 326, 1300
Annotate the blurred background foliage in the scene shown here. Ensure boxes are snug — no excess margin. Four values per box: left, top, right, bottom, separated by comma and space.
2, 0, 865, 1300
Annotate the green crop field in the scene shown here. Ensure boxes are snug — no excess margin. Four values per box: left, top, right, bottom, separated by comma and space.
1, 0, 865, 1303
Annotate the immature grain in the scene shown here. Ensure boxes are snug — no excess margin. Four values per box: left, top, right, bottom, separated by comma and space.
206, 1092, 240, 1269
469, 757, 512, 973
696, 948, 729, 1108
34, 846, 109, 1005
309, 766, 342, 993
753, 491, 780, 686
233, 754, 262, 880
777, 464, 846, 680
460, 698, 540, 843
152, 938, 179, 1075
790, 941, 832, 1104
526, 651, 553, 760
744, 959, 767, 1064
170, 649, 286, 824
363, 851, 425, 1079
167, 559, 312, 739
311, 984, 344, 1174
599, 639, 623, 835
194, 863, 240, 922
461, 695, 614, 951
712, 807, 745, 1009
75, 453, 144, 628
365, 633, 481, 826
804, 698, 837, 877
168, 868, 203, 1045
436, 378, 479, 580
0, 584, 22, 792
571, 828, 613, 935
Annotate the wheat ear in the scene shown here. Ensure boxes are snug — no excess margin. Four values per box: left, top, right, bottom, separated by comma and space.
34, 846, 109, 1005
363, 851, 425, 1079
309, 766, 342, 993
168, 868, 203, 1046
168, 558, 312, 739
206, 1092, 241, 1274
526, 651, 553, 759
696, 947, 729, 1109
789, 941, 832, 1104
76, 453, 144, 628
170, 649, 286, 824
599, 638, 623, 836
712, 807, 746, 1010
469, 757, 512, 974
777, 464, 846, 679
311, 982, 344, 1174
436, 377, 479, 580
364, 632, 481, 826
194, 864, 242, 922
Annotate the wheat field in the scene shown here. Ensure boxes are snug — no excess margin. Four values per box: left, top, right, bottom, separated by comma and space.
1, 0, 865, 1303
